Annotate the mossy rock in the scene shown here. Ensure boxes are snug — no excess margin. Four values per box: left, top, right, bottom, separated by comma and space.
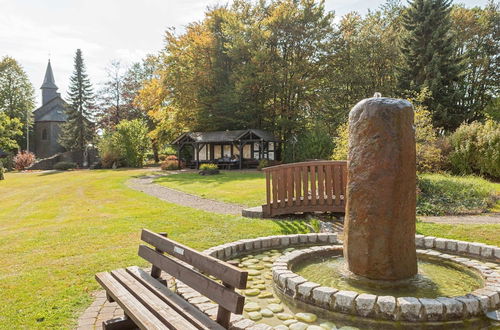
267, 303, 284, 313
319, 322, 337, 330
247, 269, 261, 276
289, 322, 308, 330
244, 289, 260, 296
257, 291, 273, 299
295, 313, 317, 323
244, 302, 261, 312
247, 311, 262, 321
276, 312, 294, 320
261, 308, 274, 317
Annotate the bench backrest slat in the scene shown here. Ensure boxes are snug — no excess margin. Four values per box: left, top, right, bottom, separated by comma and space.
138, 245, 245, 314
141, 229, 247, 289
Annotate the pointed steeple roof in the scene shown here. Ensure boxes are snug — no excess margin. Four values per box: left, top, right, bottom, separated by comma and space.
41, 60, 58, 89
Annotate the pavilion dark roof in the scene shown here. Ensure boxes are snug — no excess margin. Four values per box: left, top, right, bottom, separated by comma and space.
173, 129, 278, 144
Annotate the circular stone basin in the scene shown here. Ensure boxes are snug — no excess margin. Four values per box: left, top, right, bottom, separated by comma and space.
293, 255, 483, 298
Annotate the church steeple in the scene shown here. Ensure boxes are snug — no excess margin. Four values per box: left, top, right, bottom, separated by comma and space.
41, 60, 59, 105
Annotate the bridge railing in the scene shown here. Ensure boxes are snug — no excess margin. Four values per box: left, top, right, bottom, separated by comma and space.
261, 160, 347, 217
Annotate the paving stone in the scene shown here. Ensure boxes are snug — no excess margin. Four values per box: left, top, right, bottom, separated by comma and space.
355, 293, 377, 317
397, 297, 422, 321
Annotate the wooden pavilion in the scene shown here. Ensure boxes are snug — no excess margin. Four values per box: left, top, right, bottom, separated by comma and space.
172, 129, 280, 169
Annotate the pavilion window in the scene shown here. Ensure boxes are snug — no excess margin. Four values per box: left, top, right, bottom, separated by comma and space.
243, 144, 251, 159
214, 145, 222, 159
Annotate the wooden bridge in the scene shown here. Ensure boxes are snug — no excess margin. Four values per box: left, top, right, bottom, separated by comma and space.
262, 160, 348, 217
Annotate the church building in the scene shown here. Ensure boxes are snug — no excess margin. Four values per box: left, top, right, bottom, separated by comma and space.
33, 60, 68, 159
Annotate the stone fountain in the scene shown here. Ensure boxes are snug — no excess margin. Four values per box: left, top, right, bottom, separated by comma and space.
344, 97, 417, 281
186, 97, 500, 329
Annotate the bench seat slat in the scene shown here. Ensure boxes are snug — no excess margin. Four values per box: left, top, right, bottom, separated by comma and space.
95, 272, 168, 330
138, 245, 245, 314
126, 266, 224, 330
141, 229, 247, 289
111, 269, 199, 330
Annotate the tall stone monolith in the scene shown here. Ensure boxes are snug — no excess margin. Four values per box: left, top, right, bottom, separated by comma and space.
344, 97, 417, 281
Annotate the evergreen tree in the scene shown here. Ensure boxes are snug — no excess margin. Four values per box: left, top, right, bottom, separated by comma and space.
399, 0, 463, 131
59, 49, 95, 155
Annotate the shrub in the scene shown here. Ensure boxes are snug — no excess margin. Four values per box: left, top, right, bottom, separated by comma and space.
166, 155, 178, 161
449, 119, 500, 179
257, 159, 269, 170
283, 125, 334, 163
416, 174, 499, 216
97, 119, 150, 168
114, 119, 150, 168
331, 122, 348, 160
199, 163, 218, 171
161, 160, 179, 170
13, 151, 35, 170
331, 94, 443, 172
158, 154, 167, 161
53, 161, 76, 171
0, 160, 4, 180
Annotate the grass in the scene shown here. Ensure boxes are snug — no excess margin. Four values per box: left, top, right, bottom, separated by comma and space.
155, 170, 266, 207
417, 173, 500, 215
1, 169, 499, 329
0, 169, 307, 329
156, 171, 500, 215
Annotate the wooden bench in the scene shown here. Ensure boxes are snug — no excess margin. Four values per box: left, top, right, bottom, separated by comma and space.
95, 229, 248, 329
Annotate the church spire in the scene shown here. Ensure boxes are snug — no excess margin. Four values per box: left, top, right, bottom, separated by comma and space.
41, 60, 59, 105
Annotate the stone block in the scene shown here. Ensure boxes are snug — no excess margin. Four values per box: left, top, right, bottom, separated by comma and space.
457, 241, 469, 253
397, 297, 422, 321
298, 234, 309, 244
419, 298, 444, 321
355, 293, 377, 317
296, 282, 320, 300
468, 243, 483, 255
415, 235, 424, 248
289, 235, 299, 244
436, 297, 464, 320
317, 233, 329, 243
467, 293, 489, 313
456, 296, 480, 316
376, 296, 397, 320
261, 238, 271, 249
277, 272, 296, 289
473, 288, 500, 309
424, 236, 435, 249
434, 238, 447, 250
280, 236, 290, 247
312, 287, 337, 308
493, 247, 500, 260
328, 233, 338, 244
307, 234, 318, 243
481, 245, 494, 258
445, 240, 458, 252
333, 290, 358, 313
286, 276, 307, 292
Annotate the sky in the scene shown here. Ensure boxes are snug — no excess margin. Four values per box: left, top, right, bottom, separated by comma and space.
0, 0, 490, 107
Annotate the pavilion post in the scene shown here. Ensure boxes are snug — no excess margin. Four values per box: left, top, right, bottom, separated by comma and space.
238, 142, 243, 169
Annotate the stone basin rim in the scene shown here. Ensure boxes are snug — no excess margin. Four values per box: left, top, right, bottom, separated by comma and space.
273, 245, 500, 322
171, 233, 499, 329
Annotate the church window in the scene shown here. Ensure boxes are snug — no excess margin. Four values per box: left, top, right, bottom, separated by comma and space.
42, 128, 48, 140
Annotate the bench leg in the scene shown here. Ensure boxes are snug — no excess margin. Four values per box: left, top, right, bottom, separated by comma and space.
102, 316, 136, 330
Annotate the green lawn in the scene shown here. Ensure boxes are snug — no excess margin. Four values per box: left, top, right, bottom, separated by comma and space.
0, 170, 306, 329
155, 170, 266, 207
1, 169, 499, 329
156, 171, 500, 213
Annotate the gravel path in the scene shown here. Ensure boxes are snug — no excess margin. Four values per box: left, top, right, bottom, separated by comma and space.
127, 174, 244, 216
419, 213, 500, 224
